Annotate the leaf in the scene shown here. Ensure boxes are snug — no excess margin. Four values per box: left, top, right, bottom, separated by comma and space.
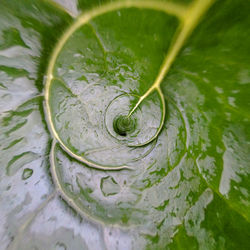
0, 0, 249, 249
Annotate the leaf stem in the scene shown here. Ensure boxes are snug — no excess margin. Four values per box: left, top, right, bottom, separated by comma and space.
128, 0, 215, 117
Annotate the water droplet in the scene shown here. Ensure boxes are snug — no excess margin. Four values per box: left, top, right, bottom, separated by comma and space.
100, 176, 120, 197
22, 168, 33, 180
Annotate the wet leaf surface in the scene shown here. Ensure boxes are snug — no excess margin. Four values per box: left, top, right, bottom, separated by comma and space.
0, 0, 249, 249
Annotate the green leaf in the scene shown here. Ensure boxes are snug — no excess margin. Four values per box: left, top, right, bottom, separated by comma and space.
0, 0, 249, 249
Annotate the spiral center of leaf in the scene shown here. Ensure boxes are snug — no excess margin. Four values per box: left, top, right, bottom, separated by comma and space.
113, 115, 136, 136
44, 0, 215, 169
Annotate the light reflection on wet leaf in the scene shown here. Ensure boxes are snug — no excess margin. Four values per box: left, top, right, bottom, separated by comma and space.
0, 0, 249, 249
